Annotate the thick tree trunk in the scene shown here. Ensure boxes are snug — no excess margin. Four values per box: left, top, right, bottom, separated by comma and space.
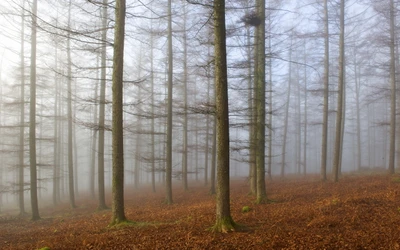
255, 0, 267, 204
211, 0, 236, 233
110, 0, 127, 225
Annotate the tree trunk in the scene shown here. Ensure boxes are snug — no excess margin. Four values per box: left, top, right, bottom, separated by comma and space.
332, 0, 345, 182
165, 0, 173, 204
388, 0, 396, 174
97, 0, 108, 210
19, 0, 26, 215
150, 20, 156, 193
211, 0, 236, 232
303, 41, 308, 176
110, 0, 127, 225
90, 54, 99, 199
267, 6, 273, 180
29, 0, 40, 221
281, 38, 292, 178
66, 0, 76, 208
255, 0, 267, 204
247, 23, 256, 195
182, 2, 188, 191
354, 46, 361, 171
320, 0, 329, 181
210, 113, 216, 195
204, 60, 210, 186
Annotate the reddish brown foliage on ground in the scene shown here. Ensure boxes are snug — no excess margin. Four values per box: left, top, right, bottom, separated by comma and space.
1, 173, 400, 249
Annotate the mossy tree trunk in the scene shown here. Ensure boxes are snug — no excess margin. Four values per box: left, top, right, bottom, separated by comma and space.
212, 0, 236, 233
110, 0, 127, 225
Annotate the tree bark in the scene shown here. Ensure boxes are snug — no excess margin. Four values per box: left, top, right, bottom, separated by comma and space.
110, 0, 127, 225
66, 0, 76, 208
165, 0, 173, 204
388, 0, 396, 174
320, 0, 329, 181
255, 0, 267, 204
19, 0, 26, 215
97, 0, 108, 210
332, 0, 345, 182
211, 0, 236, 233
29, 0, 40, 221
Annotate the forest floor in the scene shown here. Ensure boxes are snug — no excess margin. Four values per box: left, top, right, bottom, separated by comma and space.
1, 171, 400, 249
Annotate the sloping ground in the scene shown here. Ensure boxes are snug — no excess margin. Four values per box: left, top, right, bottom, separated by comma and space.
1, 173, 400, 249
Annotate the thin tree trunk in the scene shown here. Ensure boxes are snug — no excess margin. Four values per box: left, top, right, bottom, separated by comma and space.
303, 41, 308, 176
332, 0, 345, 182
281, 38, 293, 178
110, 0, 127, 225
354, 46, 361, 171
320, 0, 329, 181
247, 23, 256, 195
389, 0, 396, 174
90, 54, 100, 199
210, 114, 216, 195
204, 62, 210, 186
182, 2, 188, 191
150, 20, 156, 193
29, 0, 40, 221
267, 7, 273, 180
66, 0, 76, 208
165, 0, 173, 204
97, 0, 108, 210
18, 0, 26, 215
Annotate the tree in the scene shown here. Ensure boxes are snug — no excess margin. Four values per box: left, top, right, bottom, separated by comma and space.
211, 0, 236, 233
388, 0, 396, 174
281, 36, 293, 178
18, 0, 26, 215
332, 0, 345, 182
165, 0, 173, 205
254, 0, 267, 204
29, 0, 40, 221
320, 0, 329, 181
66, 0, 76, 208
97, 0, 108, 210
182, 1, 189, 191
110, 0, 127, 225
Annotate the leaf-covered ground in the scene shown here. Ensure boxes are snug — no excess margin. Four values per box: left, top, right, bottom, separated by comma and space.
1, 173, 400, 249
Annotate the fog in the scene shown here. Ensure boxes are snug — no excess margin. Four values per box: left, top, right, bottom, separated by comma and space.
0, 0, 396, 215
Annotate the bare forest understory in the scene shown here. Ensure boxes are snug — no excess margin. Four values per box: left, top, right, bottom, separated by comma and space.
1, 171, 400, 249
